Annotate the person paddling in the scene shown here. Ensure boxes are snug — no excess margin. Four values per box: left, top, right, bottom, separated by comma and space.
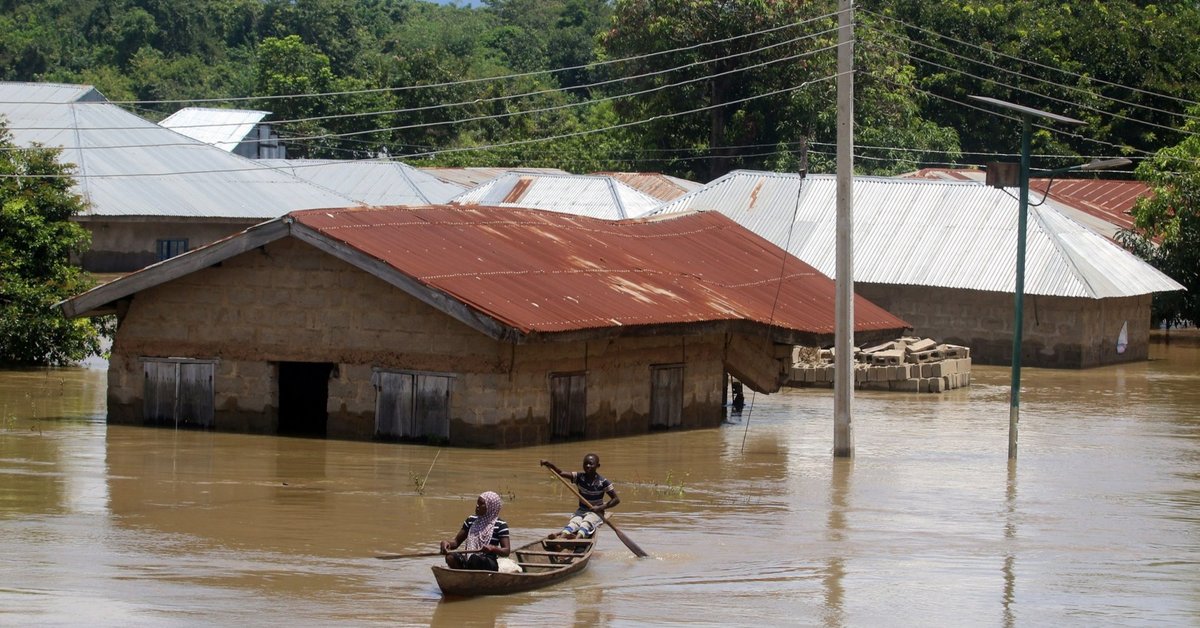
439, 491, 510, 570
541, 454, 620, 539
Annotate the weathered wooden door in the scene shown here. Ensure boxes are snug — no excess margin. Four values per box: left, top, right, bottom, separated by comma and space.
177, 361, 214, 428
374, 370, 451, 441
143, 359, 214, 428
415, 375, 451, 440
650, 365, 683, 429
550, 373, 586, 438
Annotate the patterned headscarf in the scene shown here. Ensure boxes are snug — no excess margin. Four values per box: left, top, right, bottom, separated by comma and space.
464, 491, 503, 552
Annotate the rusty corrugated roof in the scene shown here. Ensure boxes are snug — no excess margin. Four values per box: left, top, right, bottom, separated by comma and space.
593, 172, 704, 201
290, 205, 907, 340
1029, 178, 1149, 235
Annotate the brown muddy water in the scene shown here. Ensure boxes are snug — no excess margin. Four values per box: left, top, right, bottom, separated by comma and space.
1, 337, 1198, 627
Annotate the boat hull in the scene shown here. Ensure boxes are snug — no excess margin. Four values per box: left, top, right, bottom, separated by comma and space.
431, 537, 594, 596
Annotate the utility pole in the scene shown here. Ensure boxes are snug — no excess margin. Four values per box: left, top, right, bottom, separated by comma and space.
968, 96, 1085, 460
834, 0, 855, 458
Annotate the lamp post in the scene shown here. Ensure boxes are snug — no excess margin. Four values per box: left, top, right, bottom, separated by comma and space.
968, 96, 1085, 460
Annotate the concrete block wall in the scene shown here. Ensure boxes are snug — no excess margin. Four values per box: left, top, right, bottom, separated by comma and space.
854, 284, 1152, 368
78, 217, 259, 273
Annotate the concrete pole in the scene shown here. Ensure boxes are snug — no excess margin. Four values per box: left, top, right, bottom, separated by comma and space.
834, 0, 855, 457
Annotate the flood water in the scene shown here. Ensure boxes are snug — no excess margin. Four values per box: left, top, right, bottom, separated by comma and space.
2, 336, 1198, 627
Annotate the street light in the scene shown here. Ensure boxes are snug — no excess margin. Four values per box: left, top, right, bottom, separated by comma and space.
969, 96, 1086, 460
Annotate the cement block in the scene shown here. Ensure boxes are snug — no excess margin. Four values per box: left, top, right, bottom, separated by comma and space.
907, 349, 943, 363
891, 378, 920, 392
863, 341, 896, 354
870, 349, 904, 366
938, 344, 970, 359
906, 338, 938, 353
929, 377, 946, 393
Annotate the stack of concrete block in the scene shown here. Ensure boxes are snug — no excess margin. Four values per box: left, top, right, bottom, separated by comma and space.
788, 337, 972, 393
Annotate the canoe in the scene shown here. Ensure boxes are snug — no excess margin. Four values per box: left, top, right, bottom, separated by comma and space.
431, 536, 595, 596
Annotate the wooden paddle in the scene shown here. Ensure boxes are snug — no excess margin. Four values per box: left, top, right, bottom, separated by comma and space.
546, 466, 649, 558
375, 549, 469, 560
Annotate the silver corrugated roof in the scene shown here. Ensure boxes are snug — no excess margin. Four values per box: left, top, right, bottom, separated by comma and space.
258, 159, 465, 205
450, 172, 663, 219
652, 170, 1182, 299
0, 82, 365, 218
159, 107, 269, 151
421, 166, 569, 188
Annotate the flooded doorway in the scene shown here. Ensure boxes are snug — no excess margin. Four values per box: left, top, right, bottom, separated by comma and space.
277, 361, 333, 437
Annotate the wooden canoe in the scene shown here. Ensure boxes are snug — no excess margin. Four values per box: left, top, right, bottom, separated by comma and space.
431, 536, 595, 597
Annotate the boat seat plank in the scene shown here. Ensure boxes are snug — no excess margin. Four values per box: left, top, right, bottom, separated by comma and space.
518, 550, 588, 557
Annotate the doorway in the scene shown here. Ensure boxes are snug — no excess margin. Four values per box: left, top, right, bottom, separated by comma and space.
278, 362, 334, 437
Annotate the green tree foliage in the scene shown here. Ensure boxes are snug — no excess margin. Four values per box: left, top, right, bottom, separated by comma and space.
0, 124, 104, 365
601, 0, 959, 180
870, 0, 1200, 166
1117, 104, 1200, 326
0, 0, 1195, 179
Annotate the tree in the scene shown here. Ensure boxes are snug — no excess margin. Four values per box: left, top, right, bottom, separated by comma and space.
602, 0, 959, 180
0, 123, 106, 365
1118, 104, 1200, 327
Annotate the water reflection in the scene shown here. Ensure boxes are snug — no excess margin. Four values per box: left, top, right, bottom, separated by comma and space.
822, 459, 849, 627
0, 334, 1198, 625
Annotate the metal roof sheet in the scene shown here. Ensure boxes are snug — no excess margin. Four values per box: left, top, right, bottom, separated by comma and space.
652, 171, 1182, 299
258, 159, 465, 205
902, 169, 1150, 241
593, 172, 704, 201
421, 167, 569, 188
1029, 178, 1148, 238
61, 205, 909, 342
158, 107, 269, 151
450, 173, 663, 219
291, 205, 908, 337
0, 82, 365, 218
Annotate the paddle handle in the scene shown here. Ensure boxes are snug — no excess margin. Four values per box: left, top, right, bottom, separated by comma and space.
545, 466, 649, 558
375, 549, 469, 560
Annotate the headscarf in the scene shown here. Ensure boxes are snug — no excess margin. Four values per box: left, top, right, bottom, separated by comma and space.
464, 491, 503, 552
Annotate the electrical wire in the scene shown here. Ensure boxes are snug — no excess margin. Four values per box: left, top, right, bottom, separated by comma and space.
860, 8, 1200, 111
98, 8, 849, 107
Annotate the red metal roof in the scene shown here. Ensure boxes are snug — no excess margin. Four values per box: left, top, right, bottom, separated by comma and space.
1029, 178, 1149, 233
290, 205, 907, 339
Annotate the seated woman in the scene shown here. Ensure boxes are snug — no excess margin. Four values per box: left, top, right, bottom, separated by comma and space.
439, 491, 511, 571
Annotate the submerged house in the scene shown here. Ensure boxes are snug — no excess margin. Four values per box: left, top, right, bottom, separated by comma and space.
652, 171, 1183, 368
59, 205, 908, 446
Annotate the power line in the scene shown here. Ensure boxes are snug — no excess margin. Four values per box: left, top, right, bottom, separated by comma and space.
859, 39, 1200, 140
4, 41, 838, 158
102, 8, 849, 107
0, 72, 845, 179
863, 69, 1200, 167
862, 23, 1200, 126
860, 8, 1200, 111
